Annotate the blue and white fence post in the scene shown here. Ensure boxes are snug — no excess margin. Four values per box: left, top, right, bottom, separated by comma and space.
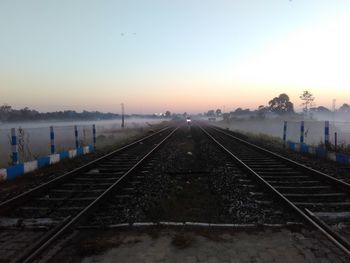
283, 121, 287, 147
74, 125, 79, 148
300, 121, 304, 143
324, 121, 330, 149
92, 124, 96, 150
11, 128, 19, 165
50, 126, 55, 154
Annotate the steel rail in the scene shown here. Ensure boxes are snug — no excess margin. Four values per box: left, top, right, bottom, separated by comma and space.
0, 126, 170, 213
211, 126, 350, 193
20, 127, 178, 262
199, 125, 350, 256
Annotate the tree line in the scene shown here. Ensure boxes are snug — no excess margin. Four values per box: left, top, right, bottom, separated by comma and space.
0, 105, 164, 122
204, 91, 350, 118
0, 104, 172, 122
0, 105, 121, 122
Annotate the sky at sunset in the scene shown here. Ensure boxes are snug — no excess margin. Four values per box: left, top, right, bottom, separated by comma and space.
1, 0, 350, 114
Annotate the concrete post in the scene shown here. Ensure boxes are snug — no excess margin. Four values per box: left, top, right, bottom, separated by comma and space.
325, 121, 330, 148
74, 125, 79, 148
11, 128, 18, 165
92, 124, 96, 150
300, 121, 304, 143
50, 126, 55, 154
283, 121, 287, 145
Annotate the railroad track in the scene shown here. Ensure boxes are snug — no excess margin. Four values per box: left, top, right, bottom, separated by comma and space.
200, 124, 350, 256
0, 126, 177, 262
74, 124, 298, 228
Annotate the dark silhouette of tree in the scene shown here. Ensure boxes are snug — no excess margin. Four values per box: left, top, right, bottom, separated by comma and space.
0, 104, 129, 122
257, 105, 269, 118
165, 111, 171, 117
234, 108, 251, 114
310, 106, 331, 113
207, 110, 215, 117
222, 113, 229, 122
268, 93, 294, 114
0, 104, 13, 121
300, 91, 315, 114
339, 103, 350, 112
216, 108, 222, 116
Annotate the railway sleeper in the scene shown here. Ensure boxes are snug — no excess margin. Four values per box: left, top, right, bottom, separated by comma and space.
97, 164, 136, 168
115, 194, 131, 199
73, 177, 117, 182
267, 180, 323, 186
274, 185, 334, 194
239, 158, 277, 162
50, 189, 104, 194
294, 201, 350, 210
101, 160, 138, 165
247, 164, 289, 168
261, 175, 309, 180
41, 191, 101, 199
122, 187, 135, 192
32, 198, 96, 208
36, 197, 96, 202
314, 211, 350, 223
14, 207, 55, 218
261, 170, 302, 175
97, 168, 130, 173
83, 171, 125, 176
129, 181, 142, 185
238, 179, 252, 183
63, 182, 112, 187
248, 192, 272, 201
0, 217, 63, 228
283, 192, 347, 202
242, 184, 256, 188
55, 206, 86, 211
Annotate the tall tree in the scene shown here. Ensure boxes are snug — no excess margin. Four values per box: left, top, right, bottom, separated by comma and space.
299, 91, 315, 114
268, 93, 294, 114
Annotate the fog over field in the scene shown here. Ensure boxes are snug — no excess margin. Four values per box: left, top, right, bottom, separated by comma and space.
218, 118, 349, 145
0, 118, 166, 168
208, 111, 350, 150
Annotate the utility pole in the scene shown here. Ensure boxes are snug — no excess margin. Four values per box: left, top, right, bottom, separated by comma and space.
121, 103, 125, 128
332, 99, 336, 124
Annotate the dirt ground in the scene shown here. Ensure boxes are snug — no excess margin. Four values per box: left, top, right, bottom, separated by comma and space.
48, 227, 348, 263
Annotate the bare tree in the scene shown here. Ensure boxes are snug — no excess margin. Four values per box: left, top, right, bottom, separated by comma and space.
299, 91, 315, 115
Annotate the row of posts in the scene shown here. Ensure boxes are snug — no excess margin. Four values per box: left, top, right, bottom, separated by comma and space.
11, 124, 97, 165
283, 120, 334, 148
